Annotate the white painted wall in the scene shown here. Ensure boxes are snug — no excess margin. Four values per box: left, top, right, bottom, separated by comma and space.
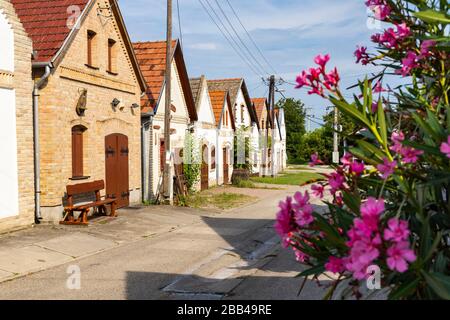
0, 88, 19, 218
0, 10, 14, 72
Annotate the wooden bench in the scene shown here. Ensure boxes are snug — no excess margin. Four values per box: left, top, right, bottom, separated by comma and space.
60, 180, 117, 226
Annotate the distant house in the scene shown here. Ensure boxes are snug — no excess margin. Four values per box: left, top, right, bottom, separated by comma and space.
252, 98, 272, 176
207, 78, 260, 174
208, 89, 235, 186
190, 76, 217, 190
0, 1, 34, 232
11, 0, 147, 223
133, 40, 198, 201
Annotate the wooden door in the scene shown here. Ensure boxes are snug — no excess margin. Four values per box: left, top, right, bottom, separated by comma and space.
201, 145, 209, 191
223, 147, 229, 184
105, 134, 129, 208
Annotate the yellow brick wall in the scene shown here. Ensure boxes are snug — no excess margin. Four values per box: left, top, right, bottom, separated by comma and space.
37, 0, 142, 217
0, 0, 35, 233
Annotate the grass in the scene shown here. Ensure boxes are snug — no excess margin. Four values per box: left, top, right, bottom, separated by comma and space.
250, 171, 325, 186
183, 192, 257, 210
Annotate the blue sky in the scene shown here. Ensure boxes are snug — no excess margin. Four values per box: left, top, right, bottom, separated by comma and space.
120, 0, 385, 130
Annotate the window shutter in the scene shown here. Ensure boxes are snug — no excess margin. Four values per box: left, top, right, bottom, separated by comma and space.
72, 128, 84, 177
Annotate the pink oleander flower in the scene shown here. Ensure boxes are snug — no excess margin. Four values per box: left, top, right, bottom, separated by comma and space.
373, 80, 387, 93
386, 241, 416, 273
350, 161, 365, 176
384, 218, 411, 242
345, 238, 381, 280
440, 136, 450, 158
361, 197, 385, 219
366, 0, 391, 20
396, 23, 411, 38
354, 46, 370, 65
341, 153, 353, 166
398, 51, 419, 77
292, 191, 314, 227
400, 147, 423, 164
325, 256, 345, 274
295, 71, 308, 89
372, 23, 411, 49
328, 172, 345, 192
275, 197, 295, 246
371, 102, 379, 113
294, 247, 309, 263
309, 152, 323, 167
390, 131, 405, 153
324, 67, 340, 90
311, 184, 325, 199
314, 54, 330, 70
377, 158, 397, 179
419, 40, 436, 58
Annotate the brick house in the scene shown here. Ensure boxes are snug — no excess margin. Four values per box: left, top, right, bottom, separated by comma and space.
0, 0, 34, 232
133, 40, 198, 202
11, 0, 147, 222
207, 78, 260, 174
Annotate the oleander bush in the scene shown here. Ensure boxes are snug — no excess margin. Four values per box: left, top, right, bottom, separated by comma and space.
276, 0, 450, 300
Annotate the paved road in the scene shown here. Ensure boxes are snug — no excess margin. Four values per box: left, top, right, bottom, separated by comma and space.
0, 184, 329, 300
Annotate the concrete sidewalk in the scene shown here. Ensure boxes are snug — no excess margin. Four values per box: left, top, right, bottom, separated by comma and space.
0, 204, 213, 284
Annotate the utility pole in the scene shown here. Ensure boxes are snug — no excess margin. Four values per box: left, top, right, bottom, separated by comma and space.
163, 0, 173, 204
332, 106, 340, 164
269, 75, 276, 177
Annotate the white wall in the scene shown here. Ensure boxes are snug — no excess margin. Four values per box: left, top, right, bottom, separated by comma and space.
0, 88, 19, 218
0, 10, 14, 72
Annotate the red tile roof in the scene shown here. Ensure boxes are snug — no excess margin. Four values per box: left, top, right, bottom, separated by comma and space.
209, 90, 227, 124
11, 0, 91, 62
133, 40, 177, 114
209, 90, 235, 130
252, 98, 266, 119
133, 40, 197, 121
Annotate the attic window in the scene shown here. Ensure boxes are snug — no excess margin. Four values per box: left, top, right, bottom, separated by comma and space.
86, 30, 98, 68
240, 105, 245, 123
107, 39, 117, 74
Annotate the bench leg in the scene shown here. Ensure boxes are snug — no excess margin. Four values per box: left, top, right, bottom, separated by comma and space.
110, 201, 117, 217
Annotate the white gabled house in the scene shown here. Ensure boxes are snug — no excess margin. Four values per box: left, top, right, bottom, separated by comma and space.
207, 78, 260, 174
134, 40, 198, 201
208, 88, 236, 186
190, 75, 218, 190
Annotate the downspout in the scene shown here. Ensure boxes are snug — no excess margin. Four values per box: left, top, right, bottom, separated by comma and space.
141, 115, 153, 202
32, 63, 52, 223
216, 127, 220, 185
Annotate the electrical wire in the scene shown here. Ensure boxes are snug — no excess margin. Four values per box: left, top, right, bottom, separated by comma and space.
176, 0, 183, 49
212, 0, 270, 76
225, 0, 278, 75
197, 0, 263, 78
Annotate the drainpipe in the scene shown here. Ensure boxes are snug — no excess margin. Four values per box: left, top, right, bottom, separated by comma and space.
216, 128, 220, 185
141, 115, 153, 202
32, 63, 52, 223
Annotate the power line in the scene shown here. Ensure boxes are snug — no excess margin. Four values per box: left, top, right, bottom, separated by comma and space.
212, 0, 270, 76
198, 0, 263, 78
176, 0, 183, 48
225, 0, 278, 75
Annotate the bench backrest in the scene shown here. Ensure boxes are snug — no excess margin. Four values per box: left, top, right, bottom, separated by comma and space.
66, 180, 105, 197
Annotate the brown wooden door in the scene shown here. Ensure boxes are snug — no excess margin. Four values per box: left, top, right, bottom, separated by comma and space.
223, 147, 229, 184
201, 145, 209, 191
105, 134, 129, 208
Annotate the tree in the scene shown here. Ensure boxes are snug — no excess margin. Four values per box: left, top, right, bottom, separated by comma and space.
276, 98, 306, 163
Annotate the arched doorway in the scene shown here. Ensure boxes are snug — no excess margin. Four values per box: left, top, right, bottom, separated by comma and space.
223, 146, 229, 184
201, 144, 209, 191
105, 134, 129, 208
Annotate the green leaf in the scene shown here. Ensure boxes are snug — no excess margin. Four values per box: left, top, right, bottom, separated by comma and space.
349, 147, 380, 166
413, 10, 450, 24
356, 140, 386, 161
377, 99, 388, 147
341, 191, 361, 215
426, 109, 447, 140
388, 278, 420, 300
423, 232, 443, 264
421, 271, 450, 300
412, 112, 441, 141
296, 265, 325, 278
330, 97, 371, 128
402, 140, 443, 157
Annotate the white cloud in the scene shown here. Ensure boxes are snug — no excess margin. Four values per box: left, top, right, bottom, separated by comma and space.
187, 42, 218, 50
